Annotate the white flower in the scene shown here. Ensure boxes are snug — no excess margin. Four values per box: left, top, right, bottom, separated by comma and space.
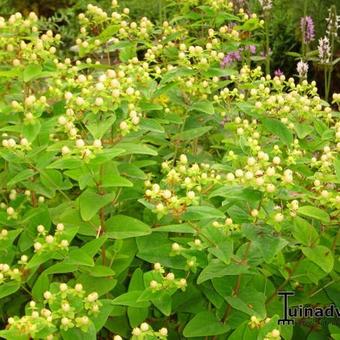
6, 207, 14, 215
159, 328, 168, 336
56, 223, 64, 231
179, 154, 188, 164
318, 36, 331, 64
61, 146, 70, 155
93, 139, 102, 148
61, 317, 70, 326
132, 328, 142, 336
87, 292, 98, 302
59, 283, 68, 292
274, 213, 284, 222
172, 243, 180, 251
37, 225, 45, 233
34, 242, 42, 251
45, 235, 54, 244
75, 283, 83, 292
149, 280, 158, 289
76, 139, 85, 148
60, 240, 69, 248
225, 218, 233, 225
140, 322, 149, 332
166, 273, 175, 280
187, 191, 195, 199
119, 121, 128, 130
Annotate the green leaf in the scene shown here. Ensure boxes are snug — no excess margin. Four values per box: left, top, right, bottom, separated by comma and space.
47, 158, 83, 170
127, 269, 149, 326
228, 321, 257, 340
26, 252, 54, 269
151, 292, 172, 316
119, 43, 136, 62
153, 223, 195, 233
81, 236, 108, 257
243, 225, 288, 263
101, 174, 133, 188
61, 322, 96, 340
173, 126, 212, 141
334, 158, 340, 182
64, 249, 94, 267
225, 289, 266, 319
92, 300, 114, 331
137, 233, 186, 269
78, 273, 117, 296
262, 118, 293, 145
329, 325, 340, 340
23, 64, 42, 82
106, 215, 151, 239
79, 189, 116, 221
161, 67, 195, 84
302, 246, 334, 273
7, 169, 35, 187
183, 206, 225, 220
208, 239, 233, 264
139, 118, 165, 133
112, 291, 150, 308
40, 169, 64, 190
189, 101, 215, 115
183, 311, 230, 337
97, 24, 119, 40
83, 265, 114, 277
0, 281, 20, 299
116, 143, 157, 156
298, 206, 330, 223
197, 260, 250, 284
23, 120, 41, 142
87, 115, 116, 139
293, 217, 319, 246
294, 123, 314, 139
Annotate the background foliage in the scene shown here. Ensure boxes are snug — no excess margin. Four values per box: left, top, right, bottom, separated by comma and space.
0, 0, 339, 339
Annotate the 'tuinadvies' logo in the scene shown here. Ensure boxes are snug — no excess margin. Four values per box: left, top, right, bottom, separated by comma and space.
278, 291, 340, 325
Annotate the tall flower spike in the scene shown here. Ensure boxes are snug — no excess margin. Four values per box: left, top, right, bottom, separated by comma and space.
326, 5, 339, 37
259, 0, 272, 12
296, 60, 309, 78
301, 16, 315, 43
318, 36, 331, 64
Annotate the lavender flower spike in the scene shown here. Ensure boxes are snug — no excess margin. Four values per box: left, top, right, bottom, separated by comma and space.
221, 51, 242, 68
296, 60, 309, 78
318, 36, 331, 64
301, 16, 315, 43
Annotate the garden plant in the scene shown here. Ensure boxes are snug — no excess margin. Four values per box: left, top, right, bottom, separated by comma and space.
0, 0, 339, 339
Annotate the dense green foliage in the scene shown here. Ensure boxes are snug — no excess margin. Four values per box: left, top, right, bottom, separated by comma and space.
0, 1, 339, 339
1, 0, 339, 92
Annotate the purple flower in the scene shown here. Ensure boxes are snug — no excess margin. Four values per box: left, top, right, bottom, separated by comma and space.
301, 16, 315, 43
274, 69, 284, 77
247, 45, 256, 54
221, 51, 242, 68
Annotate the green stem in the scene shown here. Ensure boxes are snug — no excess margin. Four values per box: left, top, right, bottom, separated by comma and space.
325, 34, 335, 101
265, 17, 270, 75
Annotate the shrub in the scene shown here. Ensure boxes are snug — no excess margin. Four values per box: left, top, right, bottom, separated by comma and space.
0, 1, 339, 339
